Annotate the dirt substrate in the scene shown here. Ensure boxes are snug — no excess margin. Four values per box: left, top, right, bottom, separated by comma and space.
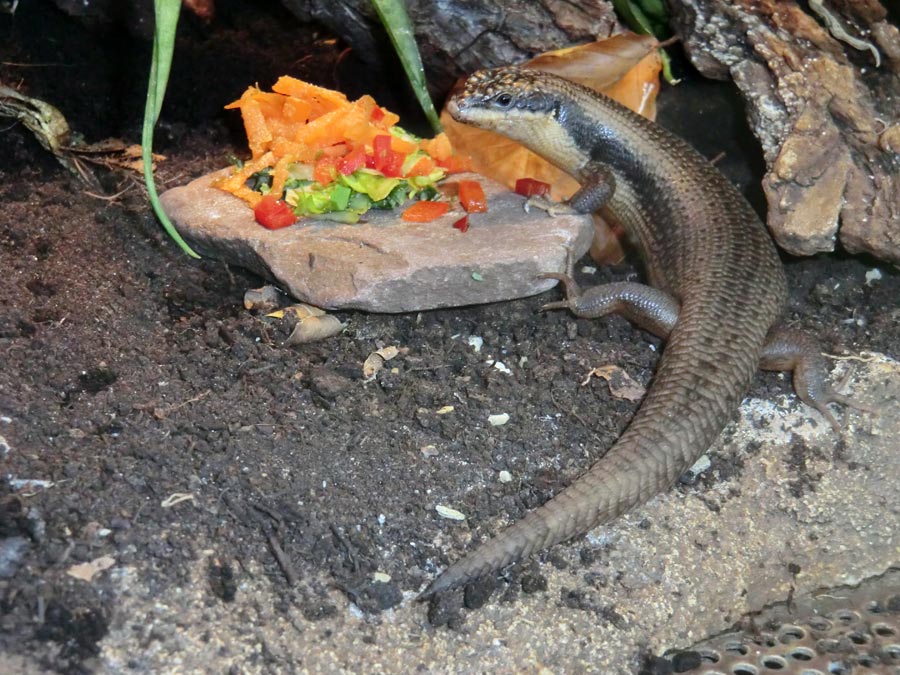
1, 2, 899, 673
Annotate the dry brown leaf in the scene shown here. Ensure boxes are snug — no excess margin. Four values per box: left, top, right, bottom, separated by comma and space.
244, 285, 282, 311
526, 33, 661, 94
270, 303, 326, 320
183, 0, 215, 22
442, 33, 662, 264
581, 364, 646, 402
285, 315, 344, 344
442, 33, 660, 202
67, 555, 115, 583
362, 345, 401, 380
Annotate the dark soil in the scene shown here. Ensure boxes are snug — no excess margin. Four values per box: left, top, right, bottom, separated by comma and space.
1, 2, 898, 672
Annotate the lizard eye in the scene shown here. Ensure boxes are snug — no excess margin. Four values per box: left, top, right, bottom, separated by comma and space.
494, 93, 513, 108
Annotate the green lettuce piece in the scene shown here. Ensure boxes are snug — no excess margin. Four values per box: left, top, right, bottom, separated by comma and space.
370, 184, 409, 210
408, 169, 445, 190
309, 210, 360, 224
339, 169, 402, 202
330, 184, 352, 211
285, 185, 333, 215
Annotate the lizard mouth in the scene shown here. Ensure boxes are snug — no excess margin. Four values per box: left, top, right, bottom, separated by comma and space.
446, 97, 464, 122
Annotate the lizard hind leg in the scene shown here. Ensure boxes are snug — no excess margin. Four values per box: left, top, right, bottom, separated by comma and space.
760, 326, 873, 432
538, 274, 681, 341
536, 271, 582, 312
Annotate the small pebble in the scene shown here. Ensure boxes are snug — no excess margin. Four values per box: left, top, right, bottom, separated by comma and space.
435, 505, 466, 521
498, 470, 512, 483
488, 413, 509, 426
865, 268, 882, 286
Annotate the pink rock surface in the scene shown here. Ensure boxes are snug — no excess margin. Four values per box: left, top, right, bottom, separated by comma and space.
160, 171, 594, 313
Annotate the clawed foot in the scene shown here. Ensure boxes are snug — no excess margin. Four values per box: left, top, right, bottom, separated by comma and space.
524, 195, 577, 217
536, 272, 581, 312
808, 366, 877, 433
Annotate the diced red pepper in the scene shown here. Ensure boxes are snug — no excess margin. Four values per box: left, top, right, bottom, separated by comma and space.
254, 196, 298, 230
371, 106, 385, 122
380, 149, 404, 177
372, 134, 406, 177
365, 153, 377, 169
452, 215, 469, 232
457, 180, 487, 213
514, 177, 551, 198
373, 134, 392, 160
313, 156, 340, 185
402, 200, 450, 223
338, 146, 366, 175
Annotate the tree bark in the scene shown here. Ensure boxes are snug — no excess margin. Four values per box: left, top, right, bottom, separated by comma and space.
670, 0, 900, 263
281, 0, 620, 95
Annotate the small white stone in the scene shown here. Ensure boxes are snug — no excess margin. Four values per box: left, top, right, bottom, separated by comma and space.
689, 454, 712, 475
493, 361, 512, 375
488, 413, 510, 426
865, 268, 882, 286
498, 470, 513, 483
435, 505, 466, 521
467, 335, 484, 352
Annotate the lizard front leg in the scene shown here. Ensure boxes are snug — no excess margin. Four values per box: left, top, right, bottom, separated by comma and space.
525, 164, 616, 216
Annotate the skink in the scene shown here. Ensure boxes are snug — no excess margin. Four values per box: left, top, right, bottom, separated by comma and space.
422, 66, 858, 598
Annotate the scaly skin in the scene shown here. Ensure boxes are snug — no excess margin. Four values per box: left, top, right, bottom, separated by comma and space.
421, 67, 790, 597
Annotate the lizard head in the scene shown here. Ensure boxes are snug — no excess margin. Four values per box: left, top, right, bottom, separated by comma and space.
447, 67, 561, 140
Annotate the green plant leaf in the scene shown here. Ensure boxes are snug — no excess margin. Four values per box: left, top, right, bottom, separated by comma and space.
143, 0, 200, 258
370, 0, 442, 133
612, 0, 679, 84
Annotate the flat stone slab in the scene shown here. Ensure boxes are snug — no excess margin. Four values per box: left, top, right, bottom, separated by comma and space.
159, 170, 594, 313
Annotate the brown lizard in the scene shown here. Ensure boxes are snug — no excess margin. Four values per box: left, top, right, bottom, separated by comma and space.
421, 66, 863, 598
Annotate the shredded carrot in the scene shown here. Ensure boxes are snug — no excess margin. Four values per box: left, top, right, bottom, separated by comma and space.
216, 77, 471, 210
422, 133, 453, 162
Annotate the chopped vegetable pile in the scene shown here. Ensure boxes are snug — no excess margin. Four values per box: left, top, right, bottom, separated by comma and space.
215, 76, 472, 226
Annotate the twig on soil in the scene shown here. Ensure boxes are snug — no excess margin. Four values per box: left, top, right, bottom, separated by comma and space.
221, 261, 236, 288
330, 524, 360, 574
83, 185, 134, 202
54, 540, 75, 566
549, 388, 607, 451
822, 351, 878, 362
151, 389, 211, 418
252, 501, 286, 529
161, 492, 195, 508
266, 533, 299, 586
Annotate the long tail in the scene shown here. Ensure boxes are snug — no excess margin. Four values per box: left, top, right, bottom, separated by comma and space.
420, 322, 755, 598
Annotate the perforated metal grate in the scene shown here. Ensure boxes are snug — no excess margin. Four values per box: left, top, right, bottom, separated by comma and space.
663, 570, 900, 675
